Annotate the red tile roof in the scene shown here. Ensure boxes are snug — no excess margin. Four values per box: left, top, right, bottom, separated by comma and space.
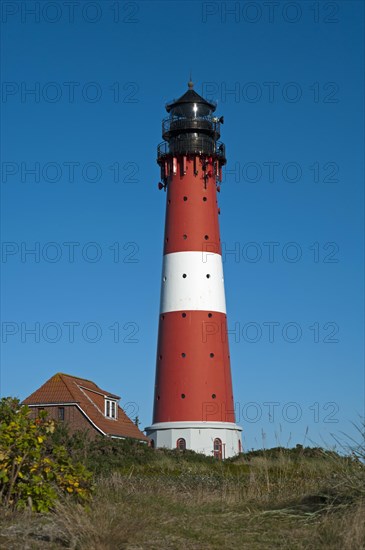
22, 373, 148, 442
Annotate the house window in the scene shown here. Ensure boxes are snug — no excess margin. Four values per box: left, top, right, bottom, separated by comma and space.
213, 438, 222, 460
105, 399, 117, 419
176, 438, 186, 451
58, 407, 65, 421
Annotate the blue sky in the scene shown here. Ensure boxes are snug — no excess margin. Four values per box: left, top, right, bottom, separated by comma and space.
1, 0, 364, 451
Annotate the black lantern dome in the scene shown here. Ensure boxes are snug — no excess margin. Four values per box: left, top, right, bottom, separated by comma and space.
157, 82, 226, 164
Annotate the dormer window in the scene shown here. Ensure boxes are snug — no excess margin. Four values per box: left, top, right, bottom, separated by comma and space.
105, 398, 117, 419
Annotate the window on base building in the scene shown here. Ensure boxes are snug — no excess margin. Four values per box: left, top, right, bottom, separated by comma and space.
176, 438, 186, 451
105, 399, 117, 419
58, 407, 65, 421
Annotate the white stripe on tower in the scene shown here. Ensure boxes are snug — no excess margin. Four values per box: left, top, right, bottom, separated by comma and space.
160, 251, 226, 314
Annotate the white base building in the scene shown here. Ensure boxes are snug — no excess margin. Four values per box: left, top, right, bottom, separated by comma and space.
146, 421, 242, 459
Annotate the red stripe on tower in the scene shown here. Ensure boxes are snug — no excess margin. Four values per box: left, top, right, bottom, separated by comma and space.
146, 81, 242, 459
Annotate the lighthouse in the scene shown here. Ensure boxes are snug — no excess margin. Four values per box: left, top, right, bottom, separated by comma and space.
146, 82, 242, 458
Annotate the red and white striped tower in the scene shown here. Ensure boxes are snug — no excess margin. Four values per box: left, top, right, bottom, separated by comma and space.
146, 82, 242, 458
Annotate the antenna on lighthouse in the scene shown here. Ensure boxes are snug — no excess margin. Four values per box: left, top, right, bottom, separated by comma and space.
188, 70, 193, 89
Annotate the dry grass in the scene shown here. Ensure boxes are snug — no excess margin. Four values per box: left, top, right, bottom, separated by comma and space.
0, 451, 364, 550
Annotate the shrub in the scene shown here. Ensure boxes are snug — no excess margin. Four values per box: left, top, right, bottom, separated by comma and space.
0, 397, 93, 512
49, 423, 216, 475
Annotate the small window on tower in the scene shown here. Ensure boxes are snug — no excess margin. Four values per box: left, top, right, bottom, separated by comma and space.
58, 407, 65, 421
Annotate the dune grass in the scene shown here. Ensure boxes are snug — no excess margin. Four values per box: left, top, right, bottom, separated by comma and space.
1, 439, 364, 549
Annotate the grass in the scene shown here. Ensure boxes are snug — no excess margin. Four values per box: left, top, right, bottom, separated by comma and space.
1, 436, 364, 549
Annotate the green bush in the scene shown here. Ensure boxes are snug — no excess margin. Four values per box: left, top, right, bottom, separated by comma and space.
0, 397, 93, 512
49, 423, 217, 475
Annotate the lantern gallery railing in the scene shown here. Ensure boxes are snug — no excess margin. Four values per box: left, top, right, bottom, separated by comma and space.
157, 138, 226, 162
